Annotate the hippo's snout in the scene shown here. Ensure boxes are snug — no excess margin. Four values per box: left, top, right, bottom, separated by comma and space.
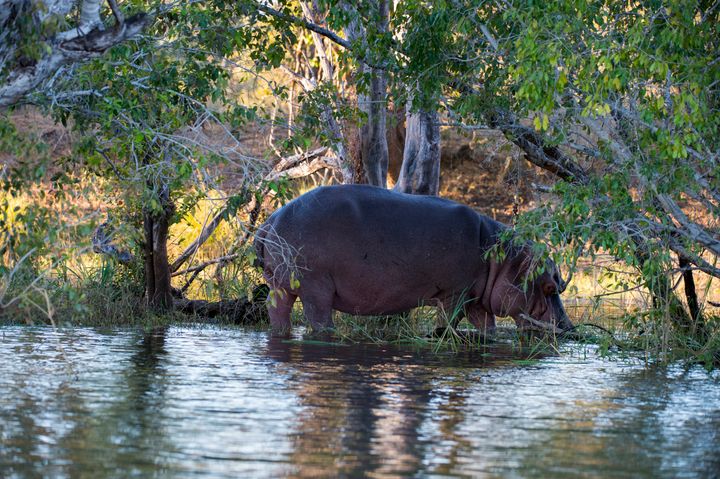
517, 294, 573, 335
551, 294, 574, 332
556, 313, 574, 332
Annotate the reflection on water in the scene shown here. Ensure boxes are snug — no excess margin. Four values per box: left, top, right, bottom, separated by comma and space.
1, 327, 719, 478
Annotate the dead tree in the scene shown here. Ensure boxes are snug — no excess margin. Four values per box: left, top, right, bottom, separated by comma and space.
343, 0, 390, 187
395, 103, 441, 195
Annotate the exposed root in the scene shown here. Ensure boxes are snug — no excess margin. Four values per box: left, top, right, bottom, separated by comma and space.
518, 313, 564, 335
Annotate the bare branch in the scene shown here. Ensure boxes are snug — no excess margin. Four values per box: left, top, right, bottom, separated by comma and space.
60, 13, 150, 52
107, 0, 124, 25
667, 242, 720, 279
267, 155, 336, 181
253, 2, 388, 70
486, 109, 589, 183
0, 10, 151, 108
255, 3, 351, 50
92, 221, 134, 263
268, 146, 328, 172
173, 253, 241, 277
172, 147, 341, 282
299, 1, 334, 81
56, 0, 104, 41
170, 197, 242, 273
657, 194, 720, 258
478, 23, 499, 51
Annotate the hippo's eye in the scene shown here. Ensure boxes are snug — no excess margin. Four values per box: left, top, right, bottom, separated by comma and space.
542, 281, 557, 296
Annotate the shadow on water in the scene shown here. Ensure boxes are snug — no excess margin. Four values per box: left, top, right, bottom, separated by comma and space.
90, 327, 176, 475
263, 335, 720, 478
263, 335, 548, 477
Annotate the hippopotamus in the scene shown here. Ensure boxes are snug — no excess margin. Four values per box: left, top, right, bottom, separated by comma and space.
254, 184, 573, 335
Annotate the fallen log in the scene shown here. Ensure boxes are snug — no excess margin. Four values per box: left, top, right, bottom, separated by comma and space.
173, 284, 269, 324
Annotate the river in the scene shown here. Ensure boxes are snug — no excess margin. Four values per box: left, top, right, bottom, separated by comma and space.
1, 326, 719, 478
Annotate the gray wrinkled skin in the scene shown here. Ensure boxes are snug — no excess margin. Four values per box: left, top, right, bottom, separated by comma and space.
255, 185, 573, 334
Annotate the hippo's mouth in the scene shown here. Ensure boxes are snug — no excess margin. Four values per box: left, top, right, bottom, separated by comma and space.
518, 314, 565, 335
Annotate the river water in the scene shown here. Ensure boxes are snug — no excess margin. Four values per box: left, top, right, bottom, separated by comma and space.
1, 326, 719, 478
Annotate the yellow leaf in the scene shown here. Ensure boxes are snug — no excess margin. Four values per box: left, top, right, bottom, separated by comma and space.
290, 271, 301, 290
558, 71, 567, 89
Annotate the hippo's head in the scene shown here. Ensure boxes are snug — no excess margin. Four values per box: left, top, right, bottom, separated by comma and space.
491, 254, 574, 334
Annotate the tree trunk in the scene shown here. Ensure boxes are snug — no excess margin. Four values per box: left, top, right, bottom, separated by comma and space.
395, 104, 440, 195
144, 184, 174, 311
386, 107, 406, 186
174, 285, 269, 324
357, 67, 389, 187
343, 0, 390, 187
679, 255, 706, 340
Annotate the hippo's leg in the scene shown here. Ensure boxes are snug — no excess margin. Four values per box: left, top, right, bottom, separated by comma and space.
446, 298, 469, 328
467, 303, 496, 336
297, 275, 336, 331
431, 298, 467, 337
301, 294, 335, 331
268, 288, 297, 333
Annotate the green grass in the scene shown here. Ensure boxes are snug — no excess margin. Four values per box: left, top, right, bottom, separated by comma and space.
283, 301, 720, 370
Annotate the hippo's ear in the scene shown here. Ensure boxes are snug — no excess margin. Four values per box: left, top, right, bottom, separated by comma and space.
542, 280, 558, 296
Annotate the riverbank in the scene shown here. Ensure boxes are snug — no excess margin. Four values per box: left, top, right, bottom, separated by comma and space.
3, 289, 719, 370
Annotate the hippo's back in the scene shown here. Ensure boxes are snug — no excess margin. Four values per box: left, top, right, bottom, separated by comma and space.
268, 184, 485, 234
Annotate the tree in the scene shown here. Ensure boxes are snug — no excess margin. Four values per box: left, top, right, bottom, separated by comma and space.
49, 0, 276, 310
343, 0, 390, 187
1, 0, 153, 317
394, 105, 440, 195
249, 0, 435, 190
2, 0, 271, 314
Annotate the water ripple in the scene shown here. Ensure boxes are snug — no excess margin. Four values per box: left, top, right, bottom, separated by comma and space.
0, 326, 718, 478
